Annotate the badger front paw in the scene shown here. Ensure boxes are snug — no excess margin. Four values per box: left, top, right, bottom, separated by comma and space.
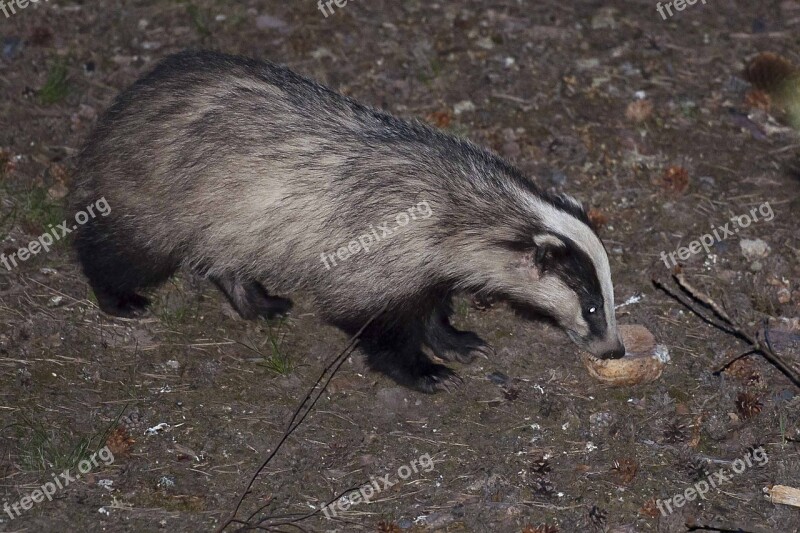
411, 363, 464, 394
426, 329, 494, 364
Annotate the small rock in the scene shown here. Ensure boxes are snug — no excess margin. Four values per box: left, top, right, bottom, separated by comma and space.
157, 475, 175, 489
256, 14, 287, 30
548, 169, 568, 186
48, 182, 69, 200
145, 422, 170, 436
778, 287, 791, 304
619, 62, 641, 77
310, 47, 335, 60
740, 238, 771, 261
487, 371, 509, 385
474, 36, 494, 50
589, 411, 614, 434
120, 410, 141, 429
575, 58, 600, 70
501, 127, 517, 141
47, 296, 64, 307
453, 100, 476, 115
3, 37, 22, 59
79, 104, 97, 120
591, 7, 618, 30
774, 389, 795, 402
699, 176, 716, 188
419, 512, 455, 528
750, 261, 763, 272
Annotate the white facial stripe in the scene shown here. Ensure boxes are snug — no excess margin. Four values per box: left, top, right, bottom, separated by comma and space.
523, 195, 617, 335
533, 233, 566, 249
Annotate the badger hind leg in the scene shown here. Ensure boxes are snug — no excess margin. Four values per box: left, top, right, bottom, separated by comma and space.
210, 275, 292, 320
75, 222, 172, 318
93, 289, 151, 317
424, 302, 493, 364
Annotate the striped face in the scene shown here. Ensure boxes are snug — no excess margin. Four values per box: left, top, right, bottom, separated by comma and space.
514, 194, 625, 360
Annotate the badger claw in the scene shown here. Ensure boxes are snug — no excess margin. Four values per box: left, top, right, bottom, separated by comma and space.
414, 364, 463, 394
427, 330, 494, 365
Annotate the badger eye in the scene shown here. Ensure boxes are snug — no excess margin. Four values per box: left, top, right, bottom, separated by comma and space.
588, 307, 597, 314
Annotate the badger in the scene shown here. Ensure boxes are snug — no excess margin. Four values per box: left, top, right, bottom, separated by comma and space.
71, 50, 625, 393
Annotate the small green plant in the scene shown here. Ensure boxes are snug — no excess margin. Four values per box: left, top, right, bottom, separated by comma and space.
455, 298, 470, 320
18, 185, 64, 232
158, 305, 189, 330
0, 184, 64, 237
7, 411, 120, 473
236, 319, 294, 376
261, 319, 293, 375
38, 60, 70, 105
186, 4, 211, 39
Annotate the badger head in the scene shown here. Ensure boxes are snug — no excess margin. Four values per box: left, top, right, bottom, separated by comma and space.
496, 193, 625, 360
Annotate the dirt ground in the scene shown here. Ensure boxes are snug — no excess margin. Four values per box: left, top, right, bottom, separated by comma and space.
1, 0, 799, 532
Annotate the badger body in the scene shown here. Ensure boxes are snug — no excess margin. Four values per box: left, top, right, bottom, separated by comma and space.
72, 50, 624, 392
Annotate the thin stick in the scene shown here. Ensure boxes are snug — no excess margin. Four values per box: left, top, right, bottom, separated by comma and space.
652, 275, 800, 389
651, 277, 740, 337
217, 305, 388, 533
712, 349, 758, 374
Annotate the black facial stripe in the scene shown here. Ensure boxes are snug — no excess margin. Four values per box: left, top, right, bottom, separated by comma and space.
546, 236, 606, 337
547, 194, 591, 226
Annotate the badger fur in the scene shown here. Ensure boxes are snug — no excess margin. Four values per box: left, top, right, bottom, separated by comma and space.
71, 50, 625, 392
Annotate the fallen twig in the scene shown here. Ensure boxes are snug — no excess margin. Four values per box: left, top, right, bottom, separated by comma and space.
217, 305, 388, 533
686, 519, 773, 533
652, 272, 800, 389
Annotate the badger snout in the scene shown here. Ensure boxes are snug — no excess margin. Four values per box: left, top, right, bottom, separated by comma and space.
597, 341, 626, 360
583, 335, 626, 360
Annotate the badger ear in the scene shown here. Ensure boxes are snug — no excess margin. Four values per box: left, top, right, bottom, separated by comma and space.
533, 233, 568, 266
512, 234, 567, 280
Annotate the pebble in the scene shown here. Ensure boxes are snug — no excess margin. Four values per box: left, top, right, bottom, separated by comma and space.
3, 37, 22, 59
591, 7, 618, 30
740, 238, 771, 261
256, 14, 287, 30
453, 100, 476, 115
487, 371, 509, 385
548, 169, 567, 186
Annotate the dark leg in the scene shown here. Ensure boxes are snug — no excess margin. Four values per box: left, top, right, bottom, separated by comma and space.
335, 312, 462, 393
93, 288, 151, 317
424, 301, 493, 364
210, 275, 292, 320
74, 221, 172, 317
